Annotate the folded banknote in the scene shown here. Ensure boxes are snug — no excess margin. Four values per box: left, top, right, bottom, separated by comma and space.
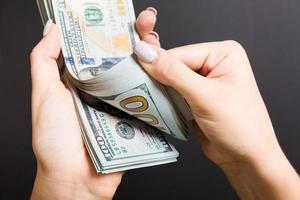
36, 0, 193, 173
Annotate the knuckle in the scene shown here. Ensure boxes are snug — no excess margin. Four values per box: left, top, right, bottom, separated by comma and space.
223, 40, 241, 48
30, 46, 48, 64
30, 49, 36, 60
223, 40, 245, 53
30, 48, 41, 61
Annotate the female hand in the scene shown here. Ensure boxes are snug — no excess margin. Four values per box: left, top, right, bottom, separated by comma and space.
134, 13, 300, 200
30, 8, 158, 200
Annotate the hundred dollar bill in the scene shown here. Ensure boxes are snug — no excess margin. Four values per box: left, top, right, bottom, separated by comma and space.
36, 0, 192, 173
36, 0, 180, 173
67, 77, 179, 173
49, 0, 193, 140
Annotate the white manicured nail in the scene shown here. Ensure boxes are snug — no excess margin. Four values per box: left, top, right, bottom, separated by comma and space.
134, 41, 158, 63
43, 19, 53, 37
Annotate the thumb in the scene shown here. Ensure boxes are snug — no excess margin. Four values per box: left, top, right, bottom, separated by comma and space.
134, 41, 211, 100
30, 20, 61, 95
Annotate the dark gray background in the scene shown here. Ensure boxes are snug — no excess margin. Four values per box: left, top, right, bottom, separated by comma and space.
0, 0, 299, 199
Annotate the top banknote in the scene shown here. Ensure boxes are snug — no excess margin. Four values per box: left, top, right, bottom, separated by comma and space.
50, 0, 193, 140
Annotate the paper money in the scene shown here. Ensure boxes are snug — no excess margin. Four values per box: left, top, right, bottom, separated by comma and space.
68, 78, 179, 173
36, 0, 192, 173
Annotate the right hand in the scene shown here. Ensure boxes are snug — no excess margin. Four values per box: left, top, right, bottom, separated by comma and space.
134, 7, 300, 200
135, 11, 300, 199
134, 38, 281, 168
134, 10, 300, 199
135, 9, 281, 167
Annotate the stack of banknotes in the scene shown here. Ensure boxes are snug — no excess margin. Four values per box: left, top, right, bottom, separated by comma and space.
36, 0, 193, 173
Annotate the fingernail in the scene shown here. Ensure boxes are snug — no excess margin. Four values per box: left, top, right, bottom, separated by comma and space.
146, 7, 157, 16
43, 19, 53, 37
134, 41, 158, 63
149, 31, 160, 40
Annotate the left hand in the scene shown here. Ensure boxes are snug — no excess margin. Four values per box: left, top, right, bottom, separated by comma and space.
30, 7, 159, 200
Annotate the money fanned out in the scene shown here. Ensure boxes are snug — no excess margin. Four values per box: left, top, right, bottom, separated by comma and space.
36, 0, 193, 173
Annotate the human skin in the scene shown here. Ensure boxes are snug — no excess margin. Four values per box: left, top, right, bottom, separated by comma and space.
134, 11, 300, 200
30, 8, 158, 200
30, 6, 300, 200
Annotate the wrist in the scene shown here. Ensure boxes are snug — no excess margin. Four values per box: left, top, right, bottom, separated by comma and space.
31, 167, 117, 200
220, 146, 300, 200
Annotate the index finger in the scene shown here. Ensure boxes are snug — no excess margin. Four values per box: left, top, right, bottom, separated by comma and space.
168, 41, 246, 76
